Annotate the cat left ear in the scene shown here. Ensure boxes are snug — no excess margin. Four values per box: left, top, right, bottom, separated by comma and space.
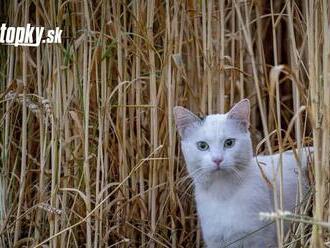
227, 99, 250, 129
173, 106, 201, 137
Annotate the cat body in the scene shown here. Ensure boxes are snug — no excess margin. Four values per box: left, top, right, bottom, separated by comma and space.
174, 100, 310, 248
195, 151, 308, 248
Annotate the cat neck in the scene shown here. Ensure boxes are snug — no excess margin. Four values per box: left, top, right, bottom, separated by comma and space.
194, 163, 253, 201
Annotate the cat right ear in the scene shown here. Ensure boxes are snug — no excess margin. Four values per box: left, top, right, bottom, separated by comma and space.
227, 98, 250, 131
173, 106, 201, 137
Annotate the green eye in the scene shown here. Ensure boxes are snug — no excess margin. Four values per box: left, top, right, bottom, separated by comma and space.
197, 141, 209, 151
224, 138, 235, 148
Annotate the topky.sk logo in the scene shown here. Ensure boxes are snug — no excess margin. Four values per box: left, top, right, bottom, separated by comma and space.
0, 23, 62, 47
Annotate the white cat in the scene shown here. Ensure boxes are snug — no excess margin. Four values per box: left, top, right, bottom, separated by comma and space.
174, 99, 310, 248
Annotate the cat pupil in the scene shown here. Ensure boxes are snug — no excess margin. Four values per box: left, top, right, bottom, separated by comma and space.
197, 141, 209, 151
224, 138, 235, 148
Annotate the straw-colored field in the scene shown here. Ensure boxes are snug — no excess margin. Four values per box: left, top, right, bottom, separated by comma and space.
0, 0, 329, 247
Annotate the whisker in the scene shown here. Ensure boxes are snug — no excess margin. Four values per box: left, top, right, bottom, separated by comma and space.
176, 167, 206, 185
229, 167, 243, 184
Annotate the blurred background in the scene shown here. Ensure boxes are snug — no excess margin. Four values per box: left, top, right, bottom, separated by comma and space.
0, 0, 329, 247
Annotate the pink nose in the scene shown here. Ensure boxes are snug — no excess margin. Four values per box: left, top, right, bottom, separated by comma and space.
212, 158, 223, 166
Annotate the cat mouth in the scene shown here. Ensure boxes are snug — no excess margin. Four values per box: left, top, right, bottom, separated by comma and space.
210, 166, 221, 172
210, 164, 233, 173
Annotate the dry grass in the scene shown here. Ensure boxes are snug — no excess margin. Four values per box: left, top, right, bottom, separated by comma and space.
0, 0, 329, 247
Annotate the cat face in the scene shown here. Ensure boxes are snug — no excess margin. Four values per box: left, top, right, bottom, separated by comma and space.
174, 99, 253, 181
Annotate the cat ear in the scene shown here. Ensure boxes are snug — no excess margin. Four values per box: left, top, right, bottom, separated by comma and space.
227, 99, 250, 129
173, 106, 201, 137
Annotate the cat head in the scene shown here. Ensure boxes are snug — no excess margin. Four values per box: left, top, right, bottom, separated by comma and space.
173, 99, 253, 182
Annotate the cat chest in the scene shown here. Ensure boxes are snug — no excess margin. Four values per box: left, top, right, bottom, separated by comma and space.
196, 197, 256, 241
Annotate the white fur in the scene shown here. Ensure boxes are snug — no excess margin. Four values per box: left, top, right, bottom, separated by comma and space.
175, 105, 310, 248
